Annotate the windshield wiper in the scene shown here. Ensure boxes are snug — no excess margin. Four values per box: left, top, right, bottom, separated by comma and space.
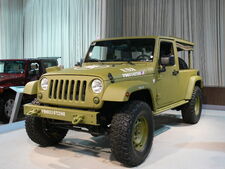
86, 59, 101, 62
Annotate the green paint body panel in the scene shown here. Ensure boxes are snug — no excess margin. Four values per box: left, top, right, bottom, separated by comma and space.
24, 36, 203, 126
102, 80, 152, 102
46, 66, 61, 73
23, 81, 38, 95
185, 76, 203, 99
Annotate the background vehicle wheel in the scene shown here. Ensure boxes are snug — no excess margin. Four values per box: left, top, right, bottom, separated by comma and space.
0, 94, 16, 123
181, 86, 202, 124
25, 116, 68, 146
0, 98, 5, 122
110, 100, 154, 167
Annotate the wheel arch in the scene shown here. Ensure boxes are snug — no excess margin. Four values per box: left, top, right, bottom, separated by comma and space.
102, 81, 155, 111
129, 89, 155, 112
100, 88, 155, 126
24, 80, 38, 95
195, 80, 202, 88
1, 88, 16, 98
185, 76, 203, 99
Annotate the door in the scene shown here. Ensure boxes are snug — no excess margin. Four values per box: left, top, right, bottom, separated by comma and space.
156, 40, 180, 107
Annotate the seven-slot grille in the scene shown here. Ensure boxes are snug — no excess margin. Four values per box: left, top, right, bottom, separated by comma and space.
48, 79, 87, 101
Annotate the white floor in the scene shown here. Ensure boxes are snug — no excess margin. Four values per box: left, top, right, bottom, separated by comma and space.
0, 109, 225, 169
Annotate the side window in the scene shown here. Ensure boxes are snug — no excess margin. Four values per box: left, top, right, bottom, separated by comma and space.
177, 48, 189, 70
28, 62, 40, 80
159, 42, 175, 66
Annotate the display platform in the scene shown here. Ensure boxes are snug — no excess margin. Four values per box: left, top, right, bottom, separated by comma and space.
0, 109, 225, 169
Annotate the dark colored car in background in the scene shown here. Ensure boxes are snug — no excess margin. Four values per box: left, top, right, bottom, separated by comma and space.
0, 57, 59, 122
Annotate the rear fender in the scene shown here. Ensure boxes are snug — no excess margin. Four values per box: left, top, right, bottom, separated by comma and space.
185, 76, 203, 99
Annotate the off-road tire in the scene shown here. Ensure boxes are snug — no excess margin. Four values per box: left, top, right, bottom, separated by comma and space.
25, 116, 68, 146
181, 86, 202, 124
110, 100, 154, 167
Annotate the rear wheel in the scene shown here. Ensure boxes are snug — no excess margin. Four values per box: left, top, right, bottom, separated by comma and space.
110, 100, 154, 167
25, 116, 68, 146
181, 86, 202, 124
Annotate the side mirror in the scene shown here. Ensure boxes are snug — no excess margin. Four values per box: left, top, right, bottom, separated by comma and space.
160, 57, 170, 66
158, 55, 175, 73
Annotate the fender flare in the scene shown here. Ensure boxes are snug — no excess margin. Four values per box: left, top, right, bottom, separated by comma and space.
185, 76, 203, 99
24, 80, 38, 95
102, 80, 152, 102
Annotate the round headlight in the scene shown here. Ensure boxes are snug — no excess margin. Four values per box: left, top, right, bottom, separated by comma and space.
40, 78, 48, 90
91, 79, 103, 94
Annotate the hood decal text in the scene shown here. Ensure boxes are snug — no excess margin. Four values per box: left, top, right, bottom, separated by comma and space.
122, 71, 145, 78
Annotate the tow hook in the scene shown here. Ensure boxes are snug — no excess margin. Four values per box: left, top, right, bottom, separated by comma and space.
72, 115, 84, 125
26, 109, 41, 116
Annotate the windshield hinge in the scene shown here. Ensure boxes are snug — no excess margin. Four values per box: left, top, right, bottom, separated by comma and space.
108, 73, 115, 83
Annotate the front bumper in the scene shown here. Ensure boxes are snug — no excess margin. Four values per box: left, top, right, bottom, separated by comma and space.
24, 104, 99, 125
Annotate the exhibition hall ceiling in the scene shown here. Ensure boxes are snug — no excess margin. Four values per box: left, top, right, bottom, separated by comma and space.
0, 0, 224, 87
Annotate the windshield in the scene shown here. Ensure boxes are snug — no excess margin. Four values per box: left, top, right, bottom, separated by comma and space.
0, 61, 25, 74
85, 39, 155, 62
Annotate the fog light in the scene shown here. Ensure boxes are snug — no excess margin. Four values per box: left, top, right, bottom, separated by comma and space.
93, 97, 100, 104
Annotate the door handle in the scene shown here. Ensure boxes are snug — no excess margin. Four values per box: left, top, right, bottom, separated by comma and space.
172, 70, 179, 76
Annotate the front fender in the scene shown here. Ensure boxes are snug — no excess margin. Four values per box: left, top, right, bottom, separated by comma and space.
185, 76, 203, 99
24, 80, 38, 95
102, 81, 150, 102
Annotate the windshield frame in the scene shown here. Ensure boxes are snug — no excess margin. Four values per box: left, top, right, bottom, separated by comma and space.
84, 38, 156, 63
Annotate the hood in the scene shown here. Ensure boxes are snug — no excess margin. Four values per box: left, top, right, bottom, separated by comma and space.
45, 63, 155, 80
0, 74, 25, 85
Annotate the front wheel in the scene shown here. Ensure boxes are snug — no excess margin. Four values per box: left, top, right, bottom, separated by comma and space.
110, 100, 154, 167
25, 116, 68, 146
181, 86, 202, 124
